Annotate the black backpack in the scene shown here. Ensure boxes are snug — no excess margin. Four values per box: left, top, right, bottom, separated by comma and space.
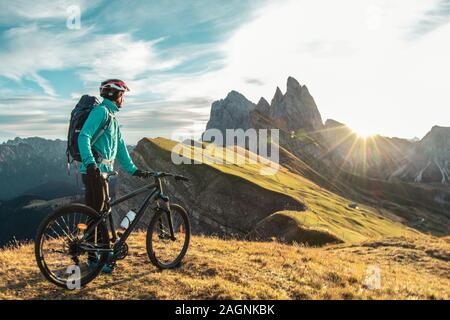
66, 95, 112, 164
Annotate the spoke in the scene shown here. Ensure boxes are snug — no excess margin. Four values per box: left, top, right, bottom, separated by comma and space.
60, 215, 73, 237
69, 212, 79, 236
54, 218, 74, 241
44, 233, 58, 242
39, 211, 107, 284
48, 225, 62, 239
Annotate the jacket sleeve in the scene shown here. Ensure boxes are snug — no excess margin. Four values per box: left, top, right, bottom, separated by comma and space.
78, 107, 108, 167
116, 127, 138, 175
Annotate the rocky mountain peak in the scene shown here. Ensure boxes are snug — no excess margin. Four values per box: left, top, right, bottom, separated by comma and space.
204, 90, 256, 143
286, 76, 301, 93
424, 126, 450, 141
225, 90, 250, 102
204, 76, 325, 142
272, 87, 284, 105
255, 97, 271, 115
270, 76, 323, 131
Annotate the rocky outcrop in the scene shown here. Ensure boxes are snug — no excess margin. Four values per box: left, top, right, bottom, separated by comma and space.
266, 77, 323, 132
204, 91, 255, 144
389, 126, 450, 184
203, 77, 324, 144
255, 97, 271, 115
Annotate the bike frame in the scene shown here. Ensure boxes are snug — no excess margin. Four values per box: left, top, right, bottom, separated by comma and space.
82, 176, 174, 253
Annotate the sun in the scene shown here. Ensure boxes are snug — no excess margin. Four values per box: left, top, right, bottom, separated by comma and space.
351, 126, 376, 139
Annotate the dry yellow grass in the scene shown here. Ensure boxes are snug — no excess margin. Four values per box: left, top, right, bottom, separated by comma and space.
0, 232, 448, 300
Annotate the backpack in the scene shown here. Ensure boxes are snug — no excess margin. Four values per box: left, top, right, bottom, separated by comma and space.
66, 95, 112, 164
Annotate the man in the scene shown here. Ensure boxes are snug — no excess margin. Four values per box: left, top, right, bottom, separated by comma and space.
78, 79, 150, 272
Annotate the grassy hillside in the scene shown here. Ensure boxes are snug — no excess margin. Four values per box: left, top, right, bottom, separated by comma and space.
249, 112, 450, 235
146, 138, 417, 244
0, 232, 448, 300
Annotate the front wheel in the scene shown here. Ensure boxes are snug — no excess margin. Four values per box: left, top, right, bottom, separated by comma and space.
146, 204, 190, 269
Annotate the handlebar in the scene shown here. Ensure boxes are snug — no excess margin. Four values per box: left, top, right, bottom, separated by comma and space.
101, 170, 189, 182
149, 171, 190, 182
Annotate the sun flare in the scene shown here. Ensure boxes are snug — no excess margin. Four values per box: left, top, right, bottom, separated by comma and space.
352, 127, 376, 139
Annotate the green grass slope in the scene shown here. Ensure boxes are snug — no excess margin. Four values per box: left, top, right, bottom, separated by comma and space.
145, 138, 417, 244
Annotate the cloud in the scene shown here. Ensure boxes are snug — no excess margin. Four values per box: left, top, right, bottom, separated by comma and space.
28, 73, 57, 96
142, 0, 450, 139
0, 95, 70, 138
0, 93, 212, 143
77, 35, 181, 82
119, 97, 212, 141
245, 78, 265, 86
0, 24, 181, 96
1, 0, 448, 143
0, 0, 102, 24
0, 0, 268, 143
409, 0, 450, 38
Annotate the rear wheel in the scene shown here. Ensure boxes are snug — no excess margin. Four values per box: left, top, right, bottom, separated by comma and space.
146, 204, 190, 269
35, 204, 110, 289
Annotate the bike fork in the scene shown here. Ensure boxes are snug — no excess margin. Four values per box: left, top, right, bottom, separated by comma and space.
157, 205, 176, 240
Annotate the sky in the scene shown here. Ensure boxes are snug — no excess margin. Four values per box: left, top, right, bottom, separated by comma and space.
0, 0, 449, 144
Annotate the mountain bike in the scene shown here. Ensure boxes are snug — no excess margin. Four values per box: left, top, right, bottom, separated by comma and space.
34, 171, 191, 289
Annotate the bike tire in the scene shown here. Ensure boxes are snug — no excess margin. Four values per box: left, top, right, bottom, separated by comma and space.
35, 204, 109, 289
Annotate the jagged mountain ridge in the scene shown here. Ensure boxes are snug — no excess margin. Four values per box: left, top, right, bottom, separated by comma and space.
203, 76, 450, 185
264, 77, 323, 132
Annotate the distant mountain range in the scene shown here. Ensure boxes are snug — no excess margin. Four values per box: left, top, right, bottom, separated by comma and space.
388, 125, 450, 184
205, 76, 450, 185
0, 137, 80, 200
0, 137, 81, 247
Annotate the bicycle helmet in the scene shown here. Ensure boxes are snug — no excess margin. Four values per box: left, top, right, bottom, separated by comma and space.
99, 79, 130, 100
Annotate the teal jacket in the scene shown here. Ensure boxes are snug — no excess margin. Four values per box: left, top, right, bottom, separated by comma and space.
78, 98, 137, 175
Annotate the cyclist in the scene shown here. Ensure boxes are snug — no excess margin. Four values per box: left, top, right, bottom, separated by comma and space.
78, 79, 150, 273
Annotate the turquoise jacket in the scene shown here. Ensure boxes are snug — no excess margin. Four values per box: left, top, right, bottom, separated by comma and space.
78, 98, 137, 175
